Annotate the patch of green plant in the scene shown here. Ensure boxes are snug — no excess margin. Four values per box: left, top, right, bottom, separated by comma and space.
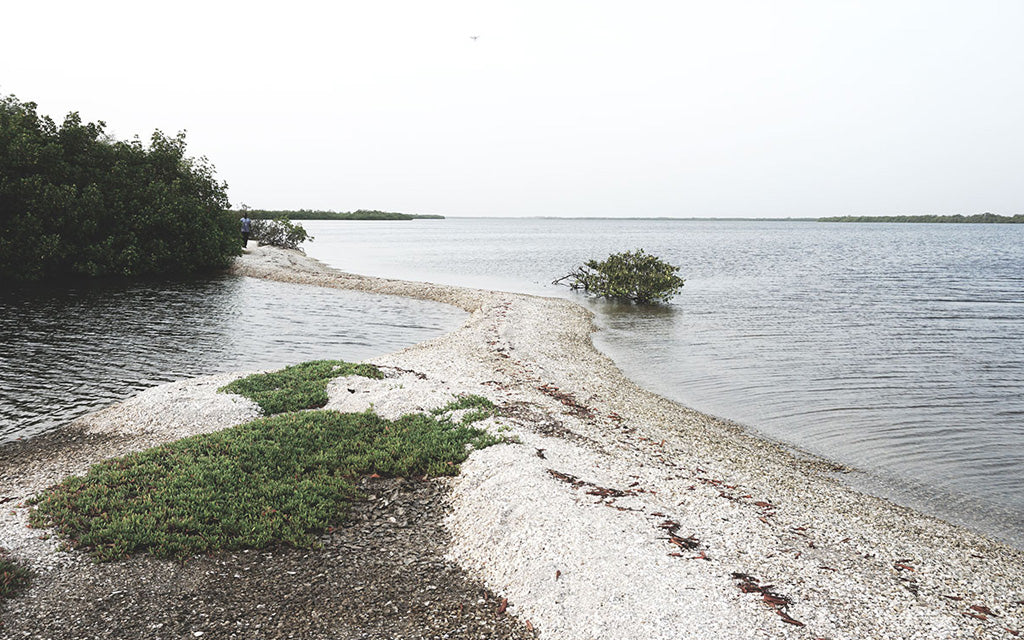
29, 408, 500, 562
431, 394, 498, 425
249, 216, 312, 249
554, 249, 685, 304
0, 555, 31, 602
219, 360, 383, 415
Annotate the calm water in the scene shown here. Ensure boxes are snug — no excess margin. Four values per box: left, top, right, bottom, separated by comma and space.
0, 275, 465, 444
302, 218, 1024, 547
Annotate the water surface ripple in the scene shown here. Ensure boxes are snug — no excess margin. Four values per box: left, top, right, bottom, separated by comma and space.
303, 218, 1024, 547
0, 275, 465, 444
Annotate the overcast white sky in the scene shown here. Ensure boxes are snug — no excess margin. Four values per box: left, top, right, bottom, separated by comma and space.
3, 1, 1022, 217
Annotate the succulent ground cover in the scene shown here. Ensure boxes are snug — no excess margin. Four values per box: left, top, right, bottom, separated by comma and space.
217, 359, 384, 415
4, 475, 539, 639
27, 361, 500, 563
0, 556, 31, 601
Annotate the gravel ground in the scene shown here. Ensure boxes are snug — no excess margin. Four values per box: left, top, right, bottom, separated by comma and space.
2, 454, 537, 640
2, 245, 1023, 639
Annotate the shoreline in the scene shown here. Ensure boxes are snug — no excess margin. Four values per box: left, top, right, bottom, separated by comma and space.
3, 245, 1022, 639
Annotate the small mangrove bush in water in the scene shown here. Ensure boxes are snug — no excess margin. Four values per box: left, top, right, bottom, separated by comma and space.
28, 401, 500, 562
218, 359, 383, 415
555, 249, 685, 304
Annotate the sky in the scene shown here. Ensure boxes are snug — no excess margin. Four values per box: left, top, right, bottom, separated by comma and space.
2, 0, 1023, 218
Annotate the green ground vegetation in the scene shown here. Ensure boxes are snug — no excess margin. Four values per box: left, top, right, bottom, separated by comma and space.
432, 393, 499, 425
16, 359, 502, 586
218, 360, 384, 415
818, 213, 1024, 223
556, 249, 685, 304
0, 555, 31, 602
241, 208, 443, 220
28, 405, 500, 562
0, 93, 238, 281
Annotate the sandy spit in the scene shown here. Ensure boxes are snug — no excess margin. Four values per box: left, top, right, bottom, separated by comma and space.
3, 245, 1023, 640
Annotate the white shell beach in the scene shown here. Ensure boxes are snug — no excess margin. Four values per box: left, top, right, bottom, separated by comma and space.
2, 245, 1022, 639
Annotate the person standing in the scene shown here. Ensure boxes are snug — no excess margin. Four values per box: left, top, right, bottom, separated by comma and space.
240, 213, 252, 248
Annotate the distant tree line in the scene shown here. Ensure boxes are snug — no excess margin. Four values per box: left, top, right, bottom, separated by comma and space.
240, 208, 444, 221
818, 213, 1023, 224
0, 94, 238, 282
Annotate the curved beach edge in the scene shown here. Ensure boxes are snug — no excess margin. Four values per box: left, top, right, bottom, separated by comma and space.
3, 245, 1022, 639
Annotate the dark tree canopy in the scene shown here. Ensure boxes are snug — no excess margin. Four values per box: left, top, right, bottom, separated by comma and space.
0, 94, 239, 282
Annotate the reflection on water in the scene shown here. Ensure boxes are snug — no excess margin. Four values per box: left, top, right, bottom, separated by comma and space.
304, 218, 1024, 548
0, 275, 465, 443
591, 296, 1024, 545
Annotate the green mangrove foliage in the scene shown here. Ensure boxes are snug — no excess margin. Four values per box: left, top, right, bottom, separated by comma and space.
219, 360, 383, 415
249, 216, 312, 250
555, 249, 685, 304
28, 408, 500, 562
241, 208, 444, 220
818, 213, 1024, 223
0, 93, 239, 281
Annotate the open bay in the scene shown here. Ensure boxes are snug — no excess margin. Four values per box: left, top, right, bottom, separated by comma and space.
303, 217, 1024, 547
2, 216, 1020, 547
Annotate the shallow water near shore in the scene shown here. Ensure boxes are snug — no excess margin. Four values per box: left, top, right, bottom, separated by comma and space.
0, 274, 465, 444
302, 217, 1024, 548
